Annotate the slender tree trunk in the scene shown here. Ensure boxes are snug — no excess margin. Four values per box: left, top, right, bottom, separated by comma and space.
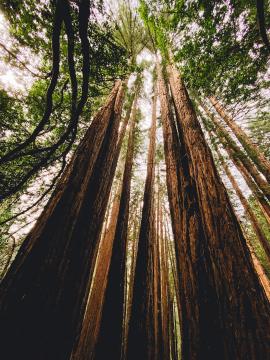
71, 179, 122, 360
248, 245, 270, 300
165, 215, 181, 325
200, 101, 270, 201
127, 86, 157, 360
209, 95, 270, 182
0, 81, 126, 360
236, 161, 270, 225
154, 175, 163, 360
200, 101, 270, 225
159, 205, 170, 360
166, 62, 270, 359
215, 146, 270, 262
152, 203, 160, 360
94, 94, 139, 360
124, 201, 141, 354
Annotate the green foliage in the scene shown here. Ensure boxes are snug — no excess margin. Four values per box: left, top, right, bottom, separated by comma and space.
0, 1, 129, 199
142, 0, 270, 104
138, 0, 169, 58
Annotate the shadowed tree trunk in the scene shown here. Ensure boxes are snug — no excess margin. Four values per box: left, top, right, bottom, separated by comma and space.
166, 62, 270, 359
71, 179, 122, 360
0, 80, 126, 360
94, 93, 139, 360
159, 203, 170, 360
159, 64, 204, 359
71, 79, 138, 360
209, 95, 270, 182
124, 200, 141, 356
127, 85, 157, 360
165, 214, 181, 326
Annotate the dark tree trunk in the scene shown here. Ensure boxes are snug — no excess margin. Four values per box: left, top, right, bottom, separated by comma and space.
159, 205, 170, 360
166, 63, 270, 359
124, 201, 141, 356
0, 81, 125, 360
71, 79, 137, 360
71, 180, 122, 360
127, 88, 157, 360
94, 94, 139, 360
158, 64, 204, 360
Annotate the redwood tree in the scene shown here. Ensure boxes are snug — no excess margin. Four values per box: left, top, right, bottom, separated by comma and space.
94, 90, 139, 360
127, 84, 157, 360
0, 81, 126, 360
166, 61, 270, 359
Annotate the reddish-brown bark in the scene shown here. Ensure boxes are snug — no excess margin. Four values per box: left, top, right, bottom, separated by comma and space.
166, 62, 270, 359
71, 180, 122, 360
127, 88, 157, 360
0, 81, 125, 360
94, 94, 139, 360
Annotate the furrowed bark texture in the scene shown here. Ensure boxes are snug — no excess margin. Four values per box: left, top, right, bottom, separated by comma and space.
159, 64, 205, 360
72, 80, 136, 360
94, 95, 138, 360
209, 95, 270, 183
127, 89, 157, 360
167, 63, 270, 359
0, 81, 125, 360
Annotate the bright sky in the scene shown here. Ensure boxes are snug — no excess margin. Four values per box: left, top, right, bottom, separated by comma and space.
0, 12, 38, 94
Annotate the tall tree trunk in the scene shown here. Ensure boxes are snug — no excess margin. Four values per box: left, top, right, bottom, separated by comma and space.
200, 101, 270, 224
153, 175, 164, 360
200, 101, 270, 201
127, 86, 157, 360
166, 62, 270, 359
71, 79, 137, 360
165, 215, 181, 326
94, 94, 139, 360
159, 64, 203, 358
124, 201, 141, 355
215, 146, 270, 262
159, 204, 170, 360
0, 81, 126, 360
248, 245, 270, 300
71, 179, 122, 360
209, 95, 270, 182
152, 202, 160, 360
